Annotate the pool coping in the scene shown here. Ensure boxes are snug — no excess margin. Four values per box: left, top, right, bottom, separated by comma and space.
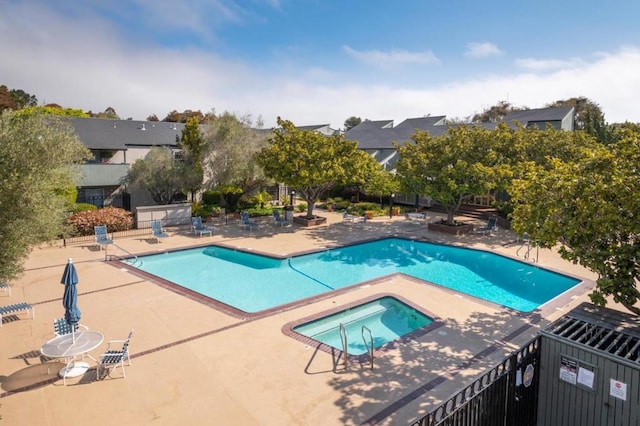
280, 292, 445, 364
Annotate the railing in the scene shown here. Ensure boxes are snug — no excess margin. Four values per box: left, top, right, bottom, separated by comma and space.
516, 234, 539, 263
361, 325, 374, 370
412, 336, 541, 426
339, 323, 349, 369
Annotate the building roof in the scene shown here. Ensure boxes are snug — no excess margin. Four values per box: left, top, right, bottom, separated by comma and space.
69, 117, 186, 150
503, 106, 574, 127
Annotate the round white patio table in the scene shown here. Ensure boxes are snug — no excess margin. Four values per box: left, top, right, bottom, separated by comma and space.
41, 330, 104, 380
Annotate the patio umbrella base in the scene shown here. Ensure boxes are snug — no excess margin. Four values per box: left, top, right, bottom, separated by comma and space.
59, 361, 90, 378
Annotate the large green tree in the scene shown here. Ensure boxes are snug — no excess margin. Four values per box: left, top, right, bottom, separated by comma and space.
256, 117, 375, 219
0, 111, 89, 282
127, 147, 186, 205
178, 116, 205, 201
510, 128, 640, 314
203, 112, 269, 210
396, 125, 504, 225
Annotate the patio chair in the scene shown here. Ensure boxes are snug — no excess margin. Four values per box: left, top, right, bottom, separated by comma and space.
191, 216, 215, 237
240, 212, 259, 231
151, 220, 169, 242
97, 329, 134, 380
94, 225, 113, 249
272, 210, 289, 227
0, 302, 34, 327
476, 217, 498, 235
53, 317, 89, 337
0, 282, 10, 296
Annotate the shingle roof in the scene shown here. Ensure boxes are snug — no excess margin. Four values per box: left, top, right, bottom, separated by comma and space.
504, 106, 574, 126
69, 117, 185, 150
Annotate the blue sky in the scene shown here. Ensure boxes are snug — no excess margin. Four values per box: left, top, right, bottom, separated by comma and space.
2, 0, 640, 128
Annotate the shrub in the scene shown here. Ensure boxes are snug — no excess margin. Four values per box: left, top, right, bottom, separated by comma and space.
245, 205, 273, 217
202, 190, 222, 205
70, 203, 98, 213
349, 202, 384, 216
66, 207, 134, 236
295, 202, 307, 213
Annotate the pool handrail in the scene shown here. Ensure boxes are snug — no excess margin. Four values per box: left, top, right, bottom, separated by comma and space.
361, 325, 374, 370
339, 323, 348, 369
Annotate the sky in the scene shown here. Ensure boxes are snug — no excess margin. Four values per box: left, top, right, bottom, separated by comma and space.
2, 0, 640, 129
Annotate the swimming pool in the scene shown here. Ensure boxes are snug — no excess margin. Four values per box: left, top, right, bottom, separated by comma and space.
130, 238, 580, 313
292, 296, 434, 355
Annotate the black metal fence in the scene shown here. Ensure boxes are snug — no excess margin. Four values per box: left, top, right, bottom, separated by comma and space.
413, 336, 541, 426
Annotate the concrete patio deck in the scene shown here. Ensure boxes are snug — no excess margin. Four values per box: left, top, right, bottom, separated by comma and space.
0, 209, 601, 425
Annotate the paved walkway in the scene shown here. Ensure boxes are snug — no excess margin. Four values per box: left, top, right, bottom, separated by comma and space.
0, 209, 600, 425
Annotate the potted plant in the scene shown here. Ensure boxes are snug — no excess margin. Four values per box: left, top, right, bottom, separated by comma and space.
364, 210, 375, 220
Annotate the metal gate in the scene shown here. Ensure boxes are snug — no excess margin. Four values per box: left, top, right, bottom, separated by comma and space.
413, 336, 541, 426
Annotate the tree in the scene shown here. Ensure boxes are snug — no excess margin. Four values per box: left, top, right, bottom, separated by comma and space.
163, 109, 207, 123
256, 117, 373, 219
178, 116, 205, 201
90, 107, 119, 119
510, 129, 640, 314
547, 96, 603, 131
396, 126, 501, 225
344, 116, 362, 131
203, 112, 269, 210
17, 105, 89, 117
127, 147, 185, 204
0, 85, 38, 112
0, 111, 90, 282
472, 100, 527, 123
361, 166, 401, 208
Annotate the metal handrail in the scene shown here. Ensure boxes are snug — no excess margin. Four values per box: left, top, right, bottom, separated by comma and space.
339, 323, 348, 369
361, 325, 374, 369
110, 243, 140, 266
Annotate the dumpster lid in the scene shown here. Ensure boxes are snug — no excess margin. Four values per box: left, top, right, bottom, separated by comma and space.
542, 302, 640, 364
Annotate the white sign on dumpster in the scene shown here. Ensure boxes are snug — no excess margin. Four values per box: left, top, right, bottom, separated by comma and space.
609, 379, 627, 401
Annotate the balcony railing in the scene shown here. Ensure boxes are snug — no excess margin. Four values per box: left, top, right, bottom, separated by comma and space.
78, 163, 129, 187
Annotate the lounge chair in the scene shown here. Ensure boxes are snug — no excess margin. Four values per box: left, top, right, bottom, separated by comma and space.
0, 282, 10, 296
0, 302, 34, 327
240, 212, 259, 231
53, 317, 89, 337
151, 220, 169, 242
342, 211, 365, 225
476, 217, 498, 235
273, 210, 289, 227
191, 216, 215, 237
94, 225, 113, 249
97, 329, 134, 380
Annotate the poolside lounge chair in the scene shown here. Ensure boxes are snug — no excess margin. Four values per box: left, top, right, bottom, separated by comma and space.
191, 216, 215, 237
97, 329, 134, 380
151, 220, 169, 242
94, 225, 113, 249
0, 282, 10, 296
0, 302, 34, 327
273, 210, 289, 227
240, 212, 259, 231
476, 217, 498, 235
342, 211, 366, 226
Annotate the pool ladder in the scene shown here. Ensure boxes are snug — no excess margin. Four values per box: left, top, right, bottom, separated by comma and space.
516, 234, 538, 263
339, 323, 375, 370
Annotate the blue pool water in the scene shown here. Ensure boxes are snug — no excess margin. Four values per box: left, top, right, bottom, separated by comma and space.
293, 296, 433, 355
131, 238, 580, 313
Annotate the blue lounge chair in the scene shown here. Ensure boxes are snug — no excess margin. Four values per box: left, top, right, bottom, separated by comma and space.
151, 220, 169, 242
0, 282, 10, 296
191, 216, 215, 237
0, 302, 34, 327
273, 210, 289, 227
94, 225, 113, 249
97, 329, 134, 380
240, 212, 259, 231
476, 217, 498, 235
53, 317, 88, 337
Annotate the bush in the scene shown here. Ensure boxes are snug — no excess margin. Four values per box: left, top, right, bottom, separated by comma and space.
66, 207, 134, 236
349, 202, 385, 216
295, 202, 307, 213
245, 205, 273, 217
202, 190, 222, 205
70, 203, 98, 213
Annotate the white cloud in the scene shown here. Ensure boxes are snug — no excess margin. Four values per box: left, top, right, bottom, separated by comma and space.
465, 42, 504, 58
342, 45, 440, 68
515, 57, 584, 71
